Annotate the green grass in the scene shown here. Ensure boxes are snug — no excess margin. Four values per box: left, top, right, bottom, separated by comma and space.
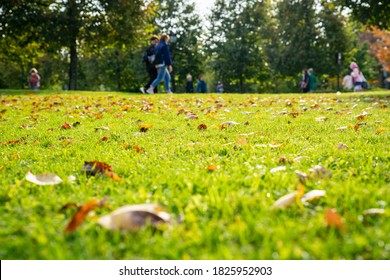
0, 90, 389, 260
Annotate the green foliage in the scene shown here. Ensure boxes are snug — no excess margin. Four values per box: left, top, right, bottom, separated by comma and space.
335, 0, 390, 29
206, 0, 270, 93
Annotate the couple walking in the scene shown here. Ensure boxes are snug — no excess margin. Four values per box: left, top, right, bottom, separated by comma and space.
141, 33, 173, 94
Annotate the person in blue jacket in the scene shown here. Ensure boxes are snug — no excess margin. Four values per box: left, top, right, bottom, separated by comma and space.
146, 33, 173, 94
196, 74, 207, 93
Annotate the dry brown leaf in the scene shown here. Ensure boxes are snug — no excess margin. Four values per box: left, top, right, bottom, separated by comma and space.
295, 170, 309, 184
337, 142, 348, 150
61, 122, 72, 129
139, 123, 152, 132
221, 121, 239, 129
98, 204, 171, 231
309, 165, 332, 179
64, 197, 107, 233
25, 170, 63, 186
324, 208, 344, 229
105, 170, 122, 182
197, 124, 207, 130
301, 190, 326, 204
185, 114, 198, 119
82, 161, 112, 176
133, 145, 144, 153
273, 191, 298, 209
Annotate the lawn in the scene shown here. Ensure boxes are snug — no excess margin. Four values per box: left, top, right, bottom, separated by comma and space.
0, 90, 389, 260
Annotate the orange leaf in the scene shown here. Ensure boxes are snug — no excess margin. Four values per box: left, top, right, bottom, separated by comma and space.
354, 124, 360, 132
64, 197, 107, 233
134, 145, 144, 153
324, 208, 344, 229
207, 165, 218, 171
82, 161, 112, 176
61, 122, 72, 129
197, 124, 207, 130
106, 171, 122, 182
100, 136, 109, 141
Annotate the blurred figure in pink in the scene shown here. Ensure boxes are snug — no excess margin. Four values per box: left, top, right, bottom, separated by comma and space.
28, 68, 40, 90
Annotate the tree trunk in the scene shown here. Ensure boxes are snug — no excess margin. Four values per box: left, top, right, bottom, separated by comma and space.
69, 38, 78, 90
68, 0, 78, 90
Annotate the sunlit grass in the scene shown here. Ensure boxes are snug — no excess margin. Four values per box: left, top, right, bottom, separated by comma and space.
0, 90, 389, 259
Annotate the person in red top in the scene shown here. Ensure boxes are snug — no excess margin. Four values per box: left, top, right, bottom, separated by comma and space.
29, 68, 40, 90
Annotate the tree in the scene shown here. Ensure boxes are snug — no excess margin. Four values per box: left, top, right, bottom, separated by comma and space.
1, 0, 153, 90
335, 0, 390, 29
206, 0, 270, 93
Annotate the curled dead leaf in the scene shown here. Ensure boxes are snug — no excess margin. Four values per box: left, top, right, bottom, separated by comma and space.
25, 170, 63, 186
64, 197, 108, 233
221, 121, 239, 129
301, 190, 326, 204
98, 204, 171, 231
273, 191, 297, 209
295, 170, 309, 184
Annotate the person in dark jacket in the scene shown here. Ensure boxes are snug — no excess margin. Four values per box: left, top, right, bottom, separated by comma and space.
185, 74, 194, 93
146, 33, 173, 94
141, 35, 159, 93
300, 67, 310, 93
196, 74, 207, 93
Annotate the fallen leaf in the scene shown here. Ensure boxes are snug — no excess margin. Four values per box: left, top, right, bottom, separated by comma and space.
98, 204, 171, 231
301, 190, 326, 204
270, 166, 286, 173
309, 165, 332, 179
197, 124, 207, 130
139, 123, 152, 132
185, 114, 198, 119
336, 126, 348, 131
61, 122, 72, 129
362, 208, 385, 215
269, 143, 284, 148
295, 170, 309, 184
324, 208, 344, 229
95, 126, 110, 131
207, 164, 218, 171
221, 121, 239, 129
64, 197, 108, 233
25, 170, 63, 186
82, 161, 112, 176
273, 191, 298, 209
315, 116, 328, 122
337, 142, 348, 150
376, 127, 386, 134
133, 145, 144, 153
